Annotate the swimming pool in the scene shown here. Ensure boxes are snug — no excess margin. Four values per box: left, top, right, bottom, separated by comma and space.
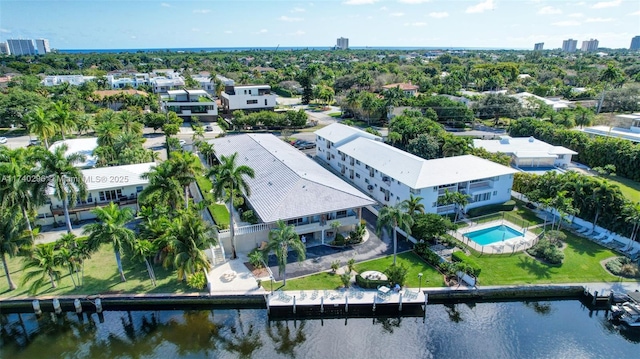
465, 225, 524, 246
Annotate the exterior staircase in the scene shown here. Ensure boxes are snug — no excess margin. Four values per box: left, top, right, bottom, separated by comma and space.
210, 243, 226, 265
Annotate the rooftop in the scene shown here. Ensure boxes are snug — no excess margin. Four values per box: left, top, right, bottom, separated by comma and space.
472, 136, 577, 158
210, 134, 374, 223
315, 123, 382, 146
582, 126, 640, 143
92, 89, 148, 99
335, 137, 518, 189
46, 162, 156, 194
49, 138, 99, 168
382, 82, 419, 91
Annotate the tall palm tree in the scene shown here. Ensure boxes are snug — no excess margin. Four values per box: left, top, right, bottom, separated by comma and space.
376, 202, 414, 265
624, 202, 640, 247
84, 203, 136, 282
39, 144, 87, 233
96, 120, 122, 148
438, 189, 470, 223
264, 220, 306, 286
117, 111, 143, 135
405, 194, 425, 216
139, 161, 183, 210
590, 180, 618, 232
0, 210, 33, 290
26, 107, 56, 148
157, 209, 217, 281
0, 148, 48, 241
50, 101, 76, 140
21, 244, 63, 295
208, 152, 255, 259
170, 151, 203, 209
75, 113, 95, 135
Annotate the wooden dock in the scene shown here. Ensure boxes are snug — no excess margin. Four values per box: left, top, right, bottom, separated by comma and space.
267, 288, 427, 318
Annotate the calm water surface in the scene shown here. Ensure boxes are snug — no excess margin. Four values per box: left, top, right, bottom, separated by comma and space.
1, 300, 638, 359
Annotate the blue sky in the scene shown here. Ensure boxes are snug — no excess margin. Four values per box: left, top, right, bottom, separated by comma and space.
1, 0, 639, 50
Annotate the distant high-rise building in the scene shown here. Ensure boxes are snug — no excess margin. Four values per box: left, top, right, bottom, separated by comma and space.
534, 42, 544, 51
562, 39, 577, 52
581, 39, 599, 52
35, 39, 50, 54
336, 37, 349, 50
631, 36, 640, 51
0, 42, 9, 55
7, 39, 36, 56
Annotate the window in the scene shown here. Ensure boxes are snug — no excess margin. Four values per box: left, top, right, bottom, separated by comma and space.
246, 99, 258, 104
98, 189, 122, 202
432, 202, 437, 207
356, 160, 360, 165
87, 193, 93, 203
356, 173, 360, 178
136, 186, 143, 193
473, 192, 491, 202
410, 188, 421, 195
287, 218, 304, 226
493, 191, 497, 196
264, 99, 268, 106
340, 153, 346, 161
369, 168, 374, 177
365, 179, 369, 184
336, 210, 347, 218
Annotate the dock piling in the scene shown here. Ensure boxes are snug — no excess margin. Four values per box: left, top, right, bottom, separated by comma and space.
52, 299, 62, 314
399, 293, 403, 312
592, 291, 598, 306
320, 296, 324, 314
345, 296, 349, 313
95, 298, 103, 313
74, 299, 82, 314
372, 297, 376, 312
293, 296, 296, 314
32, 300, 42, 316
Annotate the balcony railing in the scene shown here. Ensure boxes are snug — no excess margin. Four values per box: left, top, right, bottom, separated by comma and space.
469, 181, 492, 190
50, 196, 138, 215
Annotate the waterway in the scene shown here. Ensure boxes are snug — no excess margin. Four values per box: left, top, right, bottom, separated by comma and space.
1, 300, 638, 358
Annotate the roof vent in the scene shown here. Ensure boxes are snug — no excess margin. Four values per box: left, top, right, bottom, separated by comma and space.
268, 182, 272, 186
499, 136, 511, 144
528, 136, 535, 143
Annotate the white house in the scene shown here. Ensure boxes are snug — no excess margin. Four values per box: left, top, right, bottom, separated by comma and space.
209, 134, 375, 254
510, 92, 570, 111
315, 123, 517, 215
581, 113, 640, 143
42, 75, 96, 87
161, 89, 218, 121
36, 162, 156, 226
150, 71, 185, 93
382, 82, 419, 97
107, 73, 150, 89
473, 136, 577, 168
49, 138, 99, 168
192, 74, 215, 93
220, 84, 277, 113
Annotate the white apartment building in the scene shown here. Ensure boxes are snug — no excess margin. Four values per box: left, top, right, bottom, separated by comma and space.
473, 136, 577, 168
220, 84, 277, 113
107, 73, 150, 89
193, 74, 215, 93
315, 123, 517, 215
42, 75, 96, 86
35, 39, 50, 54
36, 163, 155, 226
581, 39, 599, 52
161, 89, 218, 120
0, 42, 9, 55
562, 39, 577, 52
336, 37, 349, 50
7, 39, 36, 56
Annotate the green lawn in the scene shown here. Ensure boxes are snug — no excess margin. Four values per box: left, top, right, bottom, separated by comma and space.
195, 176, 230, 229
599, 175, 640, 203
277, 252, 444, 290
468, 232, 634, 285
327, 112, 342, 118
0, 244, 194, 298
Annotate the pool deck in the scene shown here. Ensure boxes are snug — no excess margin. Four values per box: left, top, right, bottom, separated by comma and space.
451, 220, 540, 254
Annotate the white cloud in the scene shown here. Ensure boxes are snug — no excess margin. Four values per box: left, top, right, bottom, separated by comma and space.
585, 17, 614, 22
390, 12, 404, 17
552, 20, 581, 26
343, 0, 379, 5
160, 2, 171, 7
291, 7, 306, 13
279, 16, 304, 22
379, 6, 388, 11
289, 30, 306, 36
398, 0, 431, 3
538, 6, 562, 15
429, 12, 449, 18
568, 13, 584, 18
193, 9, 211, 14
630, 10, 640, 16
224, 30, 232, 34
591, 0, 621, 9
466, 0, 495, 14
404, 22, 427, 26
255, 29, 268, 34
0, 28, 11, 33
131, 35, 137, 39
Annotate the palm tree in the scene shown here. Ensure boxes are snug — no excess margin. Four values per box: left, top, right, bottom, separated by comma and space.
75, 113, 95, 135
197, 141, 216, 166
84, 203, 136, 282
376, 202, 414, 265
624, 202, 640, 248
0, 210, 33, 290
208, 152, 255, 259
96, 120, 122, 148
405, 194, 425, 216
169, 151, 203, 209
0, 148, 48, 241
50, 101, 76, 140
117, 111, 143, 135
130, 239, 157, 287
157, 209, 217, 281
264, 220, 306, 286
39, 144, 87, 233
139, 161, 183, 209
21, 244, 62, 295
26, 107, 56, 148
438, 189, 470, 223
589, 180, 618, 232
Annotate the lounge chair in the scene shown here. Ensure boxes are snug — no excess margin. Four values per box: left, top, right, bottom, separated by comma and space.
592, 232, 607, 241
626, 247, 639, 257
576, 226, 590, 234
600, 236, 613, 244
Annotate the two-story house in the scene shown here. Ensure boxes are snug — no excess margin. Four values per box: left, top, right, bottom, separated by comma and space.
161, 89, 218, 121
220, 84, 277, 113
316, 123, 517, 215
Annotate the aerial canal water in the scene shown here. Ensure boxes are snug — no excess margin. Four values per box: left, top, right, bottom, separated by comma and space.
1, 300, 638, 358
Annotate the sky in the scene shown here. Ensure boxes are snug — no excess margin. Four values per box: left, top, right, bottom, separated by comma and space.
0, 0, 639, 50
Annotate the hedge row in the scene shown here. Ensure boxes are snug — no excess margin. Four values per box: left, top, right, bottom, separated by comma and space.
467, 200, 516, 217
355, 274, 390, 289
451, 251, 482, 276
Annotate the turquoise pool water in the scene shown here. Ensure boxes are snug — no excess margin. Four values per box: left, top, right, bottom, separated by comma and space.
466, 225, 523, 245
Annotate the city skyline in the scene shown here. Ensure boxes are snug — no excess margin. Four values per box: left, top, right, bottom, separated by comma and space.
0, 0, 639, 50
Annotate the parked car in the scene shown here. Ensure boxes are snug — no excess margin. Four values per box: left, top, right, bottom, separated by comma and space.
179, 139, 187, 146
0, 137, 7, 144
290, 139, 305, 147
205, 125, 213, 132
298, 142, 316, 150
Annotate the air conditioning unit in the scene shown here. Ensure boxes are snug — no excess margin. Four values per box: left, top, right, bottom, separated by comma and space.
367, 185, 374, 191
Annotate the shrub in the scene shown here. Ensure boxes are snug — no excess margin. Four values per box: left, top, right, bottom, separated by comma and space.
414, 242, 443, 267
248, 250, 264, 269
451, 251, 482, 276
333, 233, 346, 246
355, 274, 390, 289
347, 258, 355, 273
340, 273, 351, 288
467, 201, 516, 217
384, 264, 408, 287
545, 230, 566, 246
526, 238, 564, 264
330, 260, 340, 273
347, 224, 366, 244
606, 257, 640, 278
187, 272, 207, 290
241, 210, 259, 224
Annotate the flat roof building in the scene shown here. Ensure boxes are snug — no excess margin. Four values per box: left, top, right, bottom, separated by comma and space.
7, 39, 36, 56
562, 39, 577, 52
473, 136, 577, 169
